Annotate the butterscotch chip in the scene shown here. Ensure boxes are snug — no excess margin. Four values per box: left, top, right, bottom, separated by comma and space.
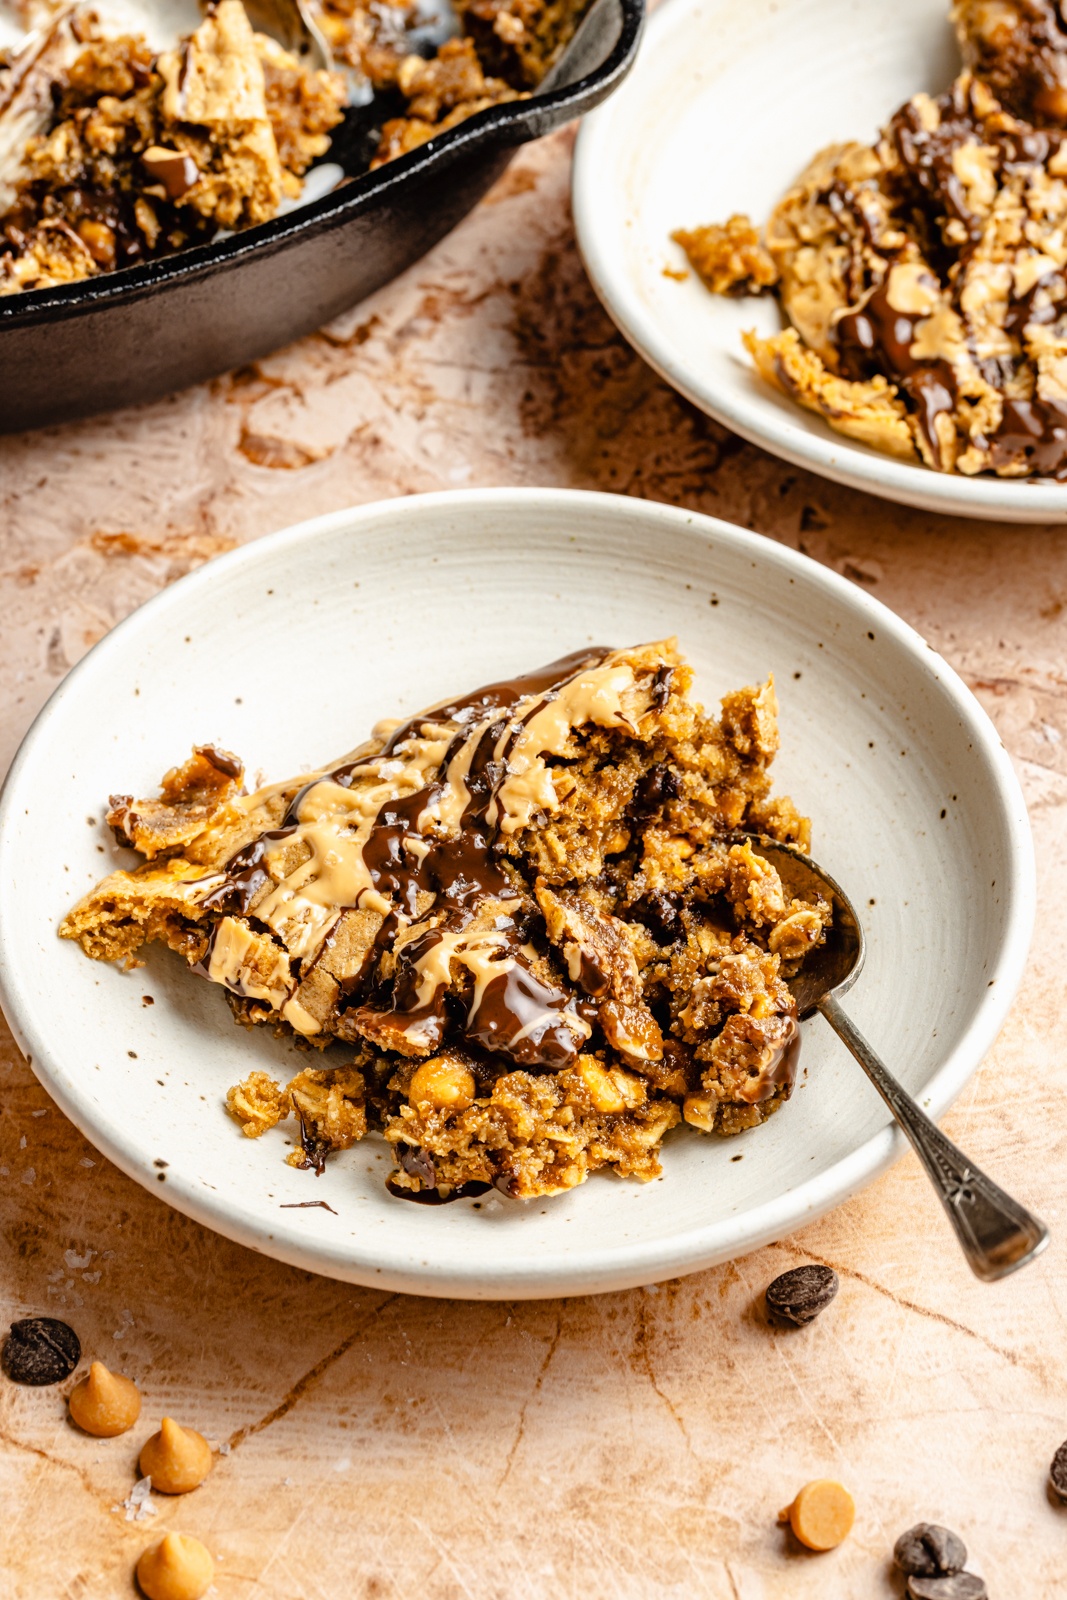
408, 1056, 477, 1111
68, 1360, 141, 1436
139, 1417, 213, 1494
779, 1479, 855, 1550
136, 1532, 214, 1600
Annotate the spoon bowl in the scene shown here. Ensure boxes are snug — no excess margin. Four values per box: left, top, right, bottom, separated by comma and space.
737, 835, 865, 1019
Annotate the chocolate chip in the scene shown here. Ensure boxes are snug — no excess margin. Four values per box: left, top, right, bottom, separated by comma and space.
293, 1119, 331, 1175
2, 1317, 81, 1386
1050, 1439, 1067, 1501
907, 1575, 987, 1600
399, 1145, 436, 1188
649, 664, 674, 709
632, 763, 680, 817
765, 1264, 838, 1326
894, 1524, 968, 1577
630, 889, 684, 946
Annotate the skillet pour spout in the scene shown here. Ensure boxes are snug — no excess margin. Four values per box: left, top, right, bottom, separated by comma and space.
0, 0, 643, 431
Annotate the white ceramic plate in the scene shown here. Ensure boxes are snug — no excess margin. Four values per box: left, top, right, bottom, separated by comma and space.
0, 489, 1034, 1298
573, 0, 1067, 523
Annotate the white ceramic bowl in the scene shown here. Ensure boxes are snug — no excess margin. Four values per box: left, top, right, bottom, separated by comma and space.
573, 0, 1067, 523
0, 489, 1034, 1297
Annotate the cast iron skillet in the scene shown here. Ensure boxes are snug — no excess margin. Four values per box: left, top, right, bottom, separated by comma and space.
0, 0, 642, 432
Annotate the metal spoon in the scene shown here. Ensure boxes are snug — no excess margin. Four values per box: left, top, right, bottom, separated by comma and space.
242, 0, 374, 105
242, 0, 333, 71
743, 834, 1049, 1282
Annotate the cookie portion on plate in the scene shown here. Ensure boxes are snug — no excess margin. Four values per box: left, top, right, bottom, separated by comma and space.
674, 0, 1067, 481
61, 641, 830, 1201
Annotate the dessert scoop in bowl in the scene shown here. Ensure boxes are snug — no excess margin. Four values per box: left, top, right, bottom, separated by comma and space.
744, 835, 1049, 1282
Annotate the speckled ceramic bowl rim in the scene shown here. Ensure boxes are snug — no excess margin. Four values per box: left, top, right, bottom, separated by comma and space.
572, 0, 1067, 524
0, 489, 1036, 1297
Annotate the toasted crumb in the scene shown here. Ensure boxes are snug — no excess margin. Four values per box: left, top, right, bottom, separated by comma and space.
286, 1066, 367, 1171
672, 214, 778, 295
226, 1071, 289, 1137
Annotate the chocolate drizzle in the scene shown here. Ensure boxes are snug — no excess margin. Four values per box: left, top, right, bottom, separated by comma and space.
386, 1177, 493, 1204
889, 92, 980, 244
987, 395, 1067, 477
836, 282, 959, 466
293, 1113, 332, 1175
384, 1146, 494, 1204
199, 831, 291, 914
347, 650, 615, 1065
200, 648, 622, 1069
748, 1012, 801, 1103
813, 69, 1067, 479
465, 965, 588, 1068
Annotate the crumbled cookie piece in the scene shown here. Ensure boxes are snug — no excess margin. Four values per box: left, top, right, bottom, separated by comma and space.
226, 1070, 290, 1137
455, 0, 591, 86
108, 745, 243, 859
373, 37, 522, 165
286, 1065, 367, 1172
743, 328, 919, 461
259, 32, 346, 181
673, 213, 778, 295
953, 0, 1067, 122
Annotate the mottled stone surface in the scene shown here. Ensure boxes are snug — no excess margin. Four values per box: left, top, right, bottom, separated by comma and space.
2, 128, 1067, 1598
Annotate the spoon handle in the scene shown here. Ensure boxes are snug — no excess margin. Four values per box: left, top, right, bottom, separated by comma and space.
817, 992, 1049, 1281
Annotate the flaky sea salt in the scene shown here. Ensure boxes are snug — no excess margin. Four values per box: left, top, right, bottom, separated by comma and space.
64, 1247, 95, 1271
114, 1476, 157, 1522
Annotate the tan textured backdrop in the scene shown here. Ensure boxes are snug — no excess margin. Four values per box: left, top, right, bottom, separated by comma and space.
2, 129, 1067, 1598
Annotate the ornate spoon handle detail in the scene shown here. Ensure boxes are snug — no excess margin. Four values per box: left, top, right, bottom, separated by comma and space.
818, 993, 1049, 1282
